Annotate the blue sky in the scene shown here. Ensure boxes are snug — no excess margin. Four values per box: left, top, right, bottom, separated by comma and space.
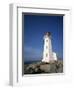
23, 14, 63, 63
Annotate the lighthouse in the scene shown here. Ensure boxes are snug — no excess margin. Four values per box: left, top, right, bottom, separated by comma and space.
42, 32, 54, 62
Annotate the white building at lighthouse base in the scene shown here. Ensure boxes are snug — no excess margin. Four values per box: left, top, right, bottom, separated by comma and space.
53, 52, 57, 61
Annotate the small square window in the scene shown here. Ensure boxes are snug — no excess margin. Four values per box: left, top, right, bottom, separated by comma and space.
46, 46, 48, 49
46, 53, 48, 57
46, 40, 48, 42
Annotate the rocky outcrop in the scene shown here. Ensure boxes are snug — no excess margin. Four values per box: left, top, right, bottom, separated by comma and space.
24, 60, 63, 74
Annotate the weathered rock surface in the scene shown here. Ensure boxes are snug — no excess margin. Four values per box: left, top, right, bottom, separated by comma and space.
24, 60, 63, 74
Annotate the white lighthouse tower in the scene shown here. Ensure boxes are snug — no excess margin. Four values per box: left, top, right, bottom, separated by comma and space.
42, 32, 54, 62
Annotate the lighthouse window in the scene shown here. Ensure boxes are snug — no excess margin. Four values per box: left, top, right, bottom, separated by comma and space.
46, 46, 48, 49
46, 53, 48, 57
46, 40, 48, 42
